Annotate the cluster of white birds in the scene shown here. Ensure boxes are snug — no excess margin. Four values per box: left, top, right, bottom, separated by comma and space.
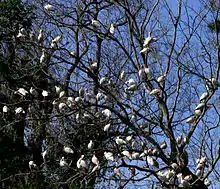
140, 32, 157, 54
196, 156, 207, 177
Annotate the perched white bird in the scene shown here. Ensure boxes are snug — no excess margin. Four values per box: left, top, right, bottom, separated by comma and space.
52, 35, 62, 43
104, 123, 111, 132
40, 49, 46, 63
102, 109, 112, 118
99, 77, 107, 85
88, 140, 94, 149
138, 66, 146, 81
157, 75, 166, 83
195, 102, 205, 110
147, 156, 154, 166
17, 28, 26, 38
104, 152, 114, 161
67, 97, 74, 103
204, 178, 211, 186
30, 87, 38, 96
38, 29, 43, 42
120, 71, 126, 81
131, 152, 140, 160
176, 135, 182, 145
140, 47, 151, 54
171, 163, 178, 170
92, 154, 99, 165
58, 103, 66, 111
44, 4, 53, 12
115, 136, 126, 145
42, 90, 48, 97
126, 78, 136, 85
16, 88, 28, 96
194, 109, 202, 116
75, 96, 83, 103
59, 91, 65, 98
96, 92, 103, 101
122, 150, 131, 159
126, 135, 133, 142
143, 32, 156, 47
126, 84, 137, 91
3, 106, 8, 113
60, 157, 68, 167
186, 117, 196, 124
199, 92, 209, 102
91, 20, 100, 28
152, 148, 159, 156
77, 155, 88, 169
160, 141, 167, 149
144, 64, 150, 74
90, 62, 98, 71
109, 24, 115, 34
55, 86, 61, 94
165, 169, 175, 179
42, 150, 47, 161
149, 88, 160, 95
29, 161, 37, 170
15, 107, 25, 114
63, 146, 74, 154
91, 164, 100, 173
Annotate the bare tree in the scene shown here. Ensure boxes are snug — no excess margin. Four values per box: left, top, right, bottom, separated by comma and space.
1, 0, 220, 188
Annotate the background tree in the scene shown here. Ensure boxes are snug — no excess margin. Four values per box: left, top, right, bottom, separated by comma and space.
1, 0, 220, 189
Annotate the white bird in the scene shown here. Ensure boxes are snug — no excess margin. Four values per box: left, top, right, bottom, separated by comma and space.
104, 123, 111, 132
194, 109, 202, 116
126, 78, 136, 85
30, 87, 38, 96
140, 47, 151, 54
104, 152, 114, 161
67, 97, 74, 103
15, 107, 25, 114
3, 106, 8, 113
52, 35, 62, 43
91, 20, 100, 28
131, 152, 140, 160
16, 88, 28, 96
59, 103, 66, 110
200, 156, 207, 164
50, 41, 57, 49
60, 157, 68, 167
160, 141, 167, 149
91, 164, 100, 173
77, 155, 88, 169
171, 163, 178, 170
138, 66, 146, 81
196, 169, 203, 177
99, 77, 107, 85
126, 84, 137, 91
120, 71, 126, 81
165, 169, 175, 179
42, 150, 47, 161
157, 75, 166, 83
59, 91, 65, 98
149, 88, 161, 95
29, 161, 37, 170
92, 154, 99, 165
63, 146, 74, 154
115, 136, 126, 145
102, 109, 111, 118
176, 135, 182, 145
199, 92, 209, 102
55, 86, 61, 94
186, 117, 196, 124
195, 102, 205, 110
143, 32, 156, 47
122, 150, 131, 159
40, 49, 46, 63
147, 156, 154, 166
96, 92, 103, 101
44, 4, 53, 12
110, 24, 115, 34
90, 62, 98, 71
75, 96, 83, 103
17, 28, 26, 38
42, 90, 48, 97
196, 163, 204, 170
204, 178, 211, 186
140, 150, 148, 158
37, 29, 43, 42
88, 140, 94, 149
143, 64, 150, 74
152, 148, 159, 156
126, 135, 133, 142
